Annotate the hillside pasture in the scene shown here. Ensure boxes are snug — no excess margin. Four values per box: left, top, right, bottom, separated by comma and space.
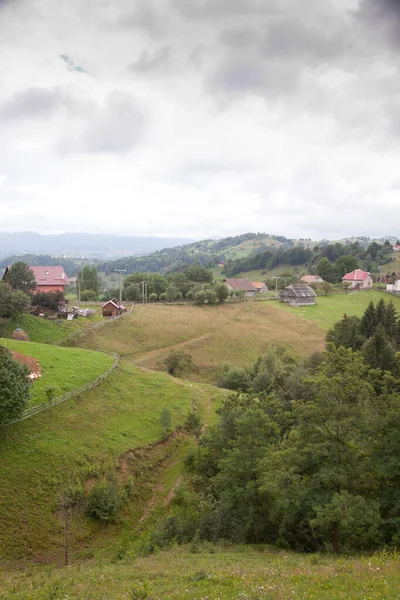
73, 302, 326, 383
5, 311, 103, 344
2, 546, 400, 599
0, 361, 227, 561
272, 290, 400, 329
1, 339, 114, 406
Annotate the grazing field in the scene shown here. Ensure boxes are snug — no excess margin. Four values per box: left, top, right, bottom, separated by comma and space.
73, 302, 326, 382
1, 339, 114, 406
272, 290, 400, 330
2, 546, 399, 599
4, 311, 103, 344
0, 361, 226, 562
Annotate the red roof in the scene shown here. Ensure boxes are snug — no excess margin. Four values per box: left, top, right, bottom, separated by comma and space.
30, 266, 69, 286
342, 269, 371, 282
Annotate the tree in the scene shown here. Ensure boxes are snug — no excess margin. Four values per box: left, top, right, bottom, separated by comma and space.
0, 346, 30, 427
160, 408, 172, 436
184, 411, 203, 457
317, 258, 334, 283
80, 290, 97, 302
166, 285, 178, 302
194, 290, 206, 306
206, 290, 218, 305
326, 314, 365, 351
360, 301, 377, 338
342, 282, 351, 294
124, 283, 141, 302
149, 293, 158, 302
77, 266, 100, 297
321, 281, 334, 296
335, 255, 359, 278
31, 290, 63, 310
214, 283, 229, 303
4, 262, 37, 294
361, 325, 399, 374
0, 283, 29, 318
184, 266, 213, 284
164, 349, 193, 376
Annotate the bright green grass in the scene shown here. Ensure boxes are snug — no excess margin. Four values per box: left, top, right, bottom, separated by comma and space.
0, 339, 114, 406
0, 362, 228, 561
272, 291, 400, 330
2, 547, 399, 599
6, 311, 103, 344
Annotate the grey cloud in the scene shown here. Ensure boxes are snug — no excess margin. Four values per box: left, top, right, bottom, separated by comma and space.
79, 91, 145, 154
171, 0, 277, 19
130, 46, 170, 73
0, 88, 64, 120
0, 87, 96, 121
358, 0, 400, 47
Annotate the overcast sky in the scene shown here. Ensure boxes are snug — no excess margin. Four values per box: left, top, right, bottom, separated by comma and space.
0, 0, 399, 240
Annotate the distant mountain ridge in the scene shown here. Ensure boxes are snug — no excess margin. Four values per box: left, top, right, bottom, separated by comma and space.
0, 232, 195, 259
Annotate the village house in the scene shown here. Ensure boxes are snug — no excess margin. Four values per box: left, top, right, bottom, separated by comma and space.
280, 283, 316, 307
342, 269, 373, 290
101, 298, 126, 317
251, 282, 269, 293
2, 265, 69, 296
300, 275, 324, 285
387, 280, 400, 293
224, 278, 258, 297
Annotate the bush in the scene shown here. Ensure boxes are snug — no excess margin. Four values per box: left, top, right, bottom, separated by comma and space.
216, 364, 252, 391
86, 479, 126, 522
31, 290, 64, 310
186, 291, 194, 301
149, 293, 158, 302
164, 350, 193, 376
159, 293, 167, 302
194, 290, 206, 306
206, 290, 218, 305
80, 290, 97, 302
0, 346, 30, 426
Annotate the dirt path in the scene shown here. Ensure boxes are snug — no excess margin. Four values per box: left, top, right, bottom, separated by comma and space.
132, 334, 210, 365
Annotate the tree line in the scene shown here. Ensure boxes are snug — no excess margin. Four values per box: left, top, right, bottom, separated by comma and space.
147, 300, 400, 554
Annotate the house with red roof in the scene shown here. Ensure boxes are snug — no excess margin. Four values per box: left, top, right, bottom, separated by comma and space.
342, 269, 373, 290
2, 265, 69, 295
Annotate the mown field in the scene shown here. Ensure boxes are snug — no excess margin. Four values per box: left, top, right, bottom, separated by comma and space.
0, 361, 227, 562
72, 302, 326, 382
1, 339, 114, 406
2, 547, 400, 599
273, 290, 400, 329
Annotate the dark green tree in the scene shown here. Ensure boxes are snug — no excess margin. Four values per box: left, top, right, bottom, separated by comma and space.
360, 301, 377, 338
77, 266, 100, 296
4, 262, 37, 294
184, 411, 203, 457
0, 283, 29, 318
361, 325, 399, 374
326, 314, 365, 351
0, 346, 30, 427
164, 349, 193, 376
317, 258, 334, 282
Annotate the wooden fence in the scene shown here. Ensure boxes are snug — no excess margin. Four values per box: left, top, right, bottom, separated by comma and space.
6, 351, 120, 426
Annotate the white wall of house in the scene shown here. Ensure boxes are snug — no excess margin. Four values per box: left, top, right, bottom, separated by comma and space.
387, 280, 400, 292
349, 275, 373, 289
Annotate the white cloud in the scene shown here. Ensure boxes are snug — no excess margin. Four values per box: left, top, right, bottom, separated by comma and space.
0, 0, 399, 240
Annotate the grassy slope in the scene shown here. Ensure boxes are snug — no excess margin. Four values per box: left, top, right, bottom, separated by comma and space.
0, 339, 114, 406
73, 303, 326, 382
272, 290, 400, 330
0, 361, 227, 561
2, 547, 400, 599
6, 311, 103, 344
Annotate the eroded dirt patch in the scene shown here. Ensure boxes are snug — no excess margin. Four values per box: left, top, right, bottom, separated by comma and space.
12, 350, 42, 380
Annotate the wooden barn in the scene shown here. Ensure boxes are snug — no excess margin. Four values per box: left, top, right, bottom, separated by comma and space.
280, 283, 316, 307
101, 298, 126, 317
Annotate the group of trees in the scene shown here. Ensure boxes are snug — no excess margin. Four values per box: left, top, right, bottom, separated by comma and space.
222, 240, 394, 280
109, 267, 231, 305
149, 300, 400, 554
0, 262, 37, 319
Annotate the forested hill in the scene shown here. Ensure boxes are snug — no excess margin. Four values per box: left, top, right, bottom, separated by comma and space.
97, 234, 397, 277
97, 233, 313, 274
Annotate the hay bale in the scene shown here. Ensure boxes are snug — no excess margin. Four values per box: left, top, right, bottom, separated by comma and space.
11, 328, 30, 342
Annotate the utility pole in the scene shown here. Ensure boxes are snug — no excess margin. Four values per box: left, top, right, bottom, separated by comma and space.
378, 265, 383, 285
272, 276, 281, 296
78, 282, 81, 303
115, 270, 126, 304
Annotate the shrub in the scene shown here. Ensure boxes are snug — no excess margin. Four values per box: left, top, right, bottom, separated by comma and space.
164, 350, 193, 376
186, 291, 194, 301
194, 290, 206, 306
80, 290, 97, 302
206, 290, 218, 305
149, 293, 158, 302
86, 479, 126, 522
159, 293, 167, 302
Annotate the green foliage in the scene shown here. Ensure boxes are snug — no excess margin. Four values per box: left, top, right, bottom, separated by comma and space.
3, 261, 37, 293
149, 293, 158, 302
216, 365, 252, 391
164, 349, 193, 376
205, 290, 218, 305
159, 292, 167, 302
321, 281, 334, 296
214, 283, 229, 303
31, 290, 64, 310
194, 290, 206, 306
166, 285, 178, 302
326, 314, 365, 351
86, 479, 127, 522
0, 345, 30, 426
160, 408, 172, 435
80, 289, 98, 302
77, 266, 100, 296
361, 325, 399, 374
0, 283, 29, 318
